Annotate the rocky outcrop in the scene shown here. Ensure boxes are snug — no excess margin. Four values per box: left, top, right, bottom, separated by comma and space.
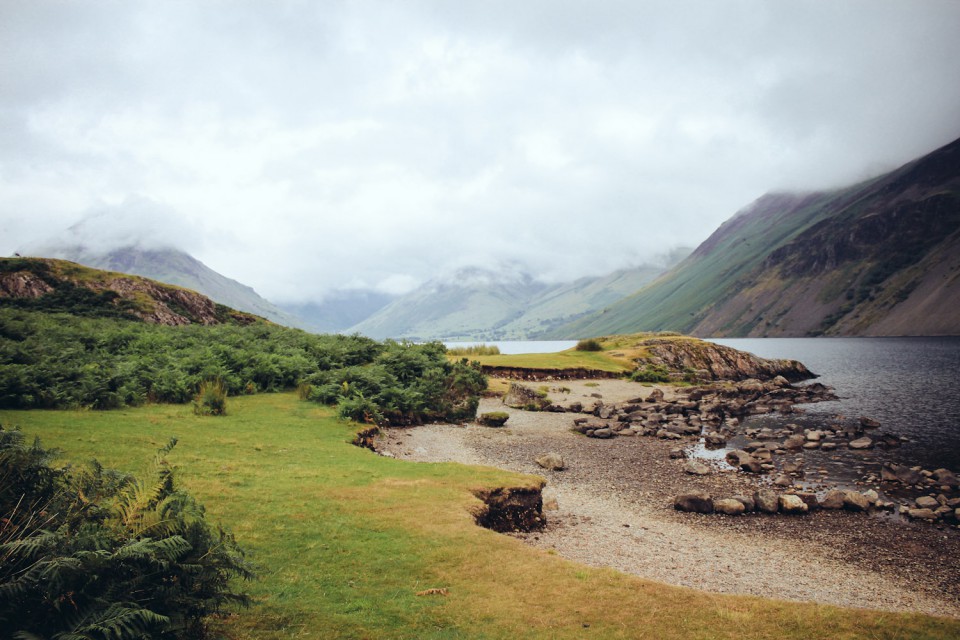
640, 338, 814, 382
502, 384, 552, 411
473, 485, 545, 533
0, 271, 54, 298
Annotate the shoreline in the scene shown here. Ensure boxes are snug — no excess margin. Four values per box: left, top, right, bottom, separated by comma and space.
376, 379, 960, 618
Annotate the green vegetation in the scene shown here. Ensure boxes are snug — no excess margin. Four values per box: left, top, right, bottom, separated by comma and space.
467, 349, 632, 373
0, 308, 484, 425
446, 344, 501, 356
574, 338, 602, 351
0, 429, 252, 639
2, 396, 958, 639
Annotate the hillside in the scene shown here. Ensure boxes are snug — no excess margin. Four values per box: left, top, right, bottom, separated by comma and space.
555, 136, 960, 338
0, 257, 262, 325
349, 254, 687, 341
28, 245, 308, 329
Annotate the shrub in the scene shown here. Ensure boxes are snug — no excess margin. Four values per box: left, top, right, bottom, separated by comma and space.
630, 365, 670, 383
0, 431, 253, 640
575, 338, 603, 352
193, 378, 227, 416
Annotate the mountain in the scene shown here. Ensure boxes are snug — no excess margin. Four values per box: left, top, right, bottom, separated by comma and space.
348, 253, 688, 341
0, 257, 263, 325
24, 244, 307, 329
553, 136, 960, 338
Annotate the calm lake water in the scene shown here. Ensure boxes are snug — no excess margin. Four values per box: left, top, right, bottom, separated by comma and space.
710, 337, 960, 474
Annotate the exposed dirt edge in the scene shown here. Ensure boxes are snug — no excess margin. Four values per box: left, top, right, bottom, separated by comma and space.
472, 484, 547, 533
481, 366, 622, 381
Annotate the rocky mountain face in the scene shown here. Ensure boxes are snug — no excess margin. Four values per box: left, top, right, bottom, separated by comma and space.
348, 254, 688, 341
0, 257, 260, 326
555, 136, 960, 338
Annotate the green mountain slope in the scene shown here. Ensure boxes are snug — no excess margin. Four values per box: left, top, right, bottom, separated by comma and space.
554, 136, 960, 338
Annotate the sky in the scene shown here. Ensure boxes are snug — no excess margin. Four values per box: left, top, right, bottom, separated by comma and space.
2, 0, 959, 304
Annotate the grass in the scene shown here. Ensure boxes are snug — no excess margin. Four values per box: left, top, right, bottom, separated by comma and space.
466, 349, 633, 373
2, 394, 958, 639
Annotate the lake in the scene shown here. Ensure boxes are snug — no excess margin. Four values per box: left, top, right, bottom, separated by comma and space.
449, 337, 960, 475
711, 337, 960, 475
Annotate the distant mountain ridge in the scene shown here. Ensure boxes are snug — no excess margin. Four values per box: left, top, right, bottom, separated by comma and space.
26, 245, 308, 329
348, 253, 689, 340
0, 257, 262, 326
554, 136, 960, 338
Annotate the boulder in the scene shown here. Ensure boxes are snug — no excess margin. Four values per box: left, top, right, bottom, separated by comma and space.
732, 494, 756, 512
862, 489, 879, 504
647, 388, 664, 403
725, 449, 763, 474
704, 432, 727, 447
915, 495, 939, 509
779, 494, 809, 514
502, 384, 551, 411
477, 412, 510, 427
535, 453, 565, 471
859, 416, 881, 429
783, 434, 806, 450
880, 464, 899, 482
932, 468, 959, 487
755, 489, 780, 514
821, 489, 847, 510
713, 498, 746, 515
896, 466, 923, 485
792, 492, 819, 511
906, 508, 938, 520
773, 474, 793, 487
684, 460, 713, 476
674, 492, 713, 513
842, 491, 870, 512
590, 428, 614, 439
669, 448, 686, 460
849, 437, 873, 450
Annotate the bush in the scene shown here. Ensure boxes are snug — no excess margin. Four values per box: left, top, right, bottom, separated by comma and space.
575, 338, 603, 352
446, 344, 501, 356
193, 378, 227, 416
0, 430, 253, 640
630, 365, 670, 383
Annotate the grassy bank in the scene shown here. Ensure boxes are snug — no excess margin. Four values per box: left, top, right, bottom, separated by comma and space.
2, 394, 957, 639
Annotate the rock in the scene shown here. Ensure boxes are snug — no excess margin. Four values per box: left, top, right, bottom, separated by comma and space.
732, 494, 756, 512
755, 489, 779, 514
590, 428, 614, 439
783, 434, 806, 450
880, 464, 898, 482
566, 401, 583, 413
821, 489, 847, 510
713, 498, 746, 515
647, 388, 664, 403
773, 474, 793, 487
805, 430, 822, 442
772, 375, 790, 387
669, 448, 686, 460
598, 405, 616, 420
502, 383, 551, 411
820, 442, 837, 451
535, 453, 565, 471
915, 495, 939, 509
684, 461, 712, 476
849, 437, 873, 450
782, 460, 804, 475
906, 508, 938, 520
792, 492, 819, 510
704, 432, 727, 447
802, 441, 820, 450
843, 491, 870, 512
859, 416, 881, 429
862, 489, 879, 504
674, 492, 713, 513
779, 494, 809, 514
725, 449, 764, 473
477, 412, 510, 427
932, 468, 960, 487
895, 466, 923, 485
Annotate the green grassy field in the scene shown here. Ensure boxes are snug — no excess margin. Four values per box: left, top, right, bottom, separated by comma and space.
2, 394, 957, 639
465, 349, 634, 373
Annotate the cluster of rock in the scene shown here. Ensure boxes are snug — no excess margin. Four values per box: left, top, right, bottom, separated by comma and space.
674, 487, 890, 516
676, 486, 960, 524
564, 377, 837, 440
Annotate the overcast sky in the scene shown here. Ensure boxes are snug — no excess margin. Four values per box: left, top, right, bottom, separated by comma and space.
2, 1, 959, 303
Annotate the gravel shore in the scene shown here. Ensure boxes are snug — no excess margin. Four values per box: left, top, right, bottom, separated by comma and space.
377, 380, 960, 618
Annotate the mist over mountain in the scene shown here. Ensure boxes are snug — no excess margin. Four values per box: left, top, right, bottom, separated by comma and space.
348, 251, 689, 340
555, 136, 960, 338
